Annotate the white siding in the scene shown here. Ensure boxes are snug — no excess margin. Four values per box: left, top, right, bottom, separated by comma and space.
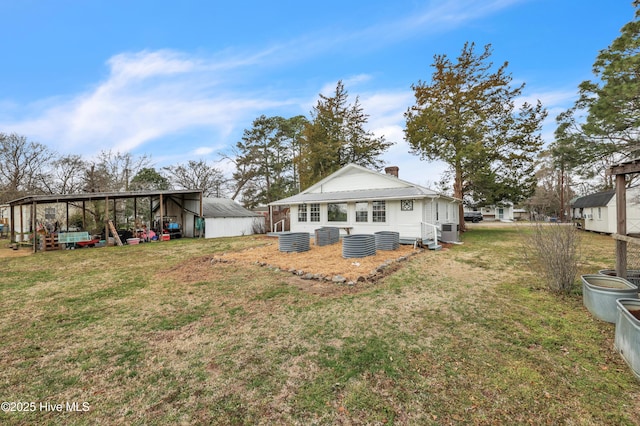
584, 205, 611, 233
205, 217, 259, 238
290, 200, 442, 239
583, 188, 640, 234
310, 169, 407, 193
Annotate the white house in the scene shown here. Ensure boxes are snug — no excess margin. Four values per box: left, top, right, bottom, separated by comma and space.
483, 203, 514, 221
269, 164, 462, 244
464, 203, 515, 221
202, 198, 263, 238
571, 188, 640, 234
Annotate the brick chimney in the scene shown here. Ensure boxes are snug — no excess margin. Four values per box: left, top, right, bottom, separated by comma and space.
385, 166, 399, 178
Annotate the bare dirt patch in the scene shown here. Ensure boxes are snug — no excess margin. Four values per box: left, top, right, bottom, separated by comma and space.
217, 237, 423, 282
164, 236, 426, 292
0, 244, 32, 258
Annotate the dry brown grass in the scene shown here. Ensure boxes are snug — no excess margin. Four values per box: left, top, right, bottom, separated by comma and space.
1, 229, 639, 425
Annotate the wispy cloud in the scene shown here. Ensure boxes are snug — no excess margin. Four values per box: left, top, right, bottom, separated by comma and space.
1, 48, 295, 159
0, 0, 540, 172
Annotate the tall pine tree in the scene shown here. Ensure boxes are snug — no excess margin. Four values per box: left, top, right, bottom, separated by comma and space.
298, 81, 393, 189
405, 43, 546, 229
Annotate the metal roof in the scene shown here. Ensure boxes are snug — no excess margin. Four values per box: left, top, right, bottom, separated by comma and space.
202, 198, 260, 218
571, 190, 615, 208
269, 186, 441, 206
7, 189, 203, 206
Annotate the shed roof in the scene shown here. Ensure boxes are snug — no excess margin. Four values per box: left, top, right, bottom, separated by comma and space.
202, 198, 260, 218
571, 190, 615, 208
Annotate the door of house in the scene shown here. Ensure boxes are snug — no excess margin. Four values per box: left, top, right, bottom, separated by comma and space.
498, 208, 504, 220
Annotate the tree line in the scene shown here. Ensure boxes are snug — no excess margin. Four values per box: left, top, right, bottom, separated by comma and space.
0, 81, 393, 209
2, 1, 638, 225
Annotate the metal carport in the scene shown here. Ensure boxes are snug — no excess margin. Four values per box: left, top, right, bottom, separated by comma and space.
6, 189, 203, 253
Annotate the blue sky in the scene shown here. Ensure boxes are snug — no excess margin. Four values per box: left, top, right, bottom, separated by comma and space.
0, 0, 634, 188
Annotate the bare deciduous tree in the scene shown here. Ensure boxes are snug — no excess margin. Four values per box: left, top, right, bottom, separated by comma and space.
163, 159, 227, 197
0, 133, 53, 202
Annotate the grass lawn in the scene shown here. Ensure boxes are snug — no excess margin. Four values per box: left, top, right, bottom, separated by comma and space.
1, 225, 639, 425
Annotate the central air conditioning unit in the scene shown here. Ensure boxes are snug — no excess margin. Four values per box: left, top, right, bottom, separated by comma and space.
440, 223, 459, 242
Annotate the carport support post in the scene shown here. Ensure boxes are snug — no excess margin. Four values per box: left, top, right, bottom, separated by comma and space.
616, 174, 627, 279
159, 194, 164, 241
32, 201, 37, 253
104, 196, 109, 245
10, 203, 15, 245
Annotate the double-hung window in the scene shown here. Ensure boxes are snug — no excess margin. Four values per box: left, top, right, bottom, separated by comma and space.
310, 203, 320, 222
372, 201, 386, 223
298, 204, 307, 222
355, 202, 368, 222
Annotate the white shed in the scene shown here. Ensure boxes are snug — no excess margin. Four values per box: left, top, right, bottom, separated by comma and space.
572, 187, 640, 234
202, 198, 263, 238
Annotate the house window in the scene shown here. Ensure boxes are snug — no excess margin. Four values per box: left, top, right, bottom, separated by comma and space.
372, 201, 386, 223
356, 202, 368, 222
298, 204, 307, 222
401, 200, 413, 211
598, 207, 602, 220
328, 203, 347, 222
310, 204, 320, 222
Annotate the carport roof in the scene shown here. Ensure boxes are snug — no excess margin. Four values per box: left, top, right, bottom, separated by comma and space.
7, 189, 203, 206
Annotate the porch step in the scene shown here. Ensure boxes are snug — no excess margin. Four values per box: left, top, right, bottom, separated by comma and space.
399, 237, 442, 250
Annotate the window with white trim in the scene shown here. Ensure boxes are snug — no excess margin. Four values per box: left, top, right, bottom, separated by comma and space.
298, 204, 307, 222
401, 200, 413, 211
310, 203, 320, 222
372, 201, 386, 223
356, 202, 368, 222
328, 203, 347, 222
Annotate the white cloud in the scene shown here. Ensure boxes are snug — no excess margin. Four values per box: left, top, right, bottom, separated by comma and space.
192, 147, 215, 156
1, 49, 294, 158
0, 0, 558, 184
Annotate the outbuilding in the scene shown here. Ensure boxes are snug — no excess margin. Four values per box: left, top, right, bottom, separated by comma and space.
202, 197, 264, 238
571, 187, 640, 234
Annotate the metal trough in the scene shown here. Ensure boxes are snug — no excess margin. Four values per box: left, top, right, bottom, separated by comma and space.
599, 269, 640, 286
315, 227, 340, 246
581, 274, 639, 323
374, 231, 399, 251
615, 298, 640, 381
342, 234, 376, 258
278, 232, 310, 253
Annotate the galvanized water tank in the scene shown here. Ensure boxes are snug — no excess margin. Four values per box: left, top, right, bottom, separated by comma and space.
278, 232, 310, 253
315, 227, 340, 246
374, 231, 399, 250
342, 234, 376, 258
599, 269, 640, 286
615, 298, 640, 380
582, 274, 639, 323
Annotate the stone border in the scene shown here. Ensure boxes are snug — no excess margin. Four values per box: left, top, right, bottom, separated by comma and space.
247, 248, 424, 286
